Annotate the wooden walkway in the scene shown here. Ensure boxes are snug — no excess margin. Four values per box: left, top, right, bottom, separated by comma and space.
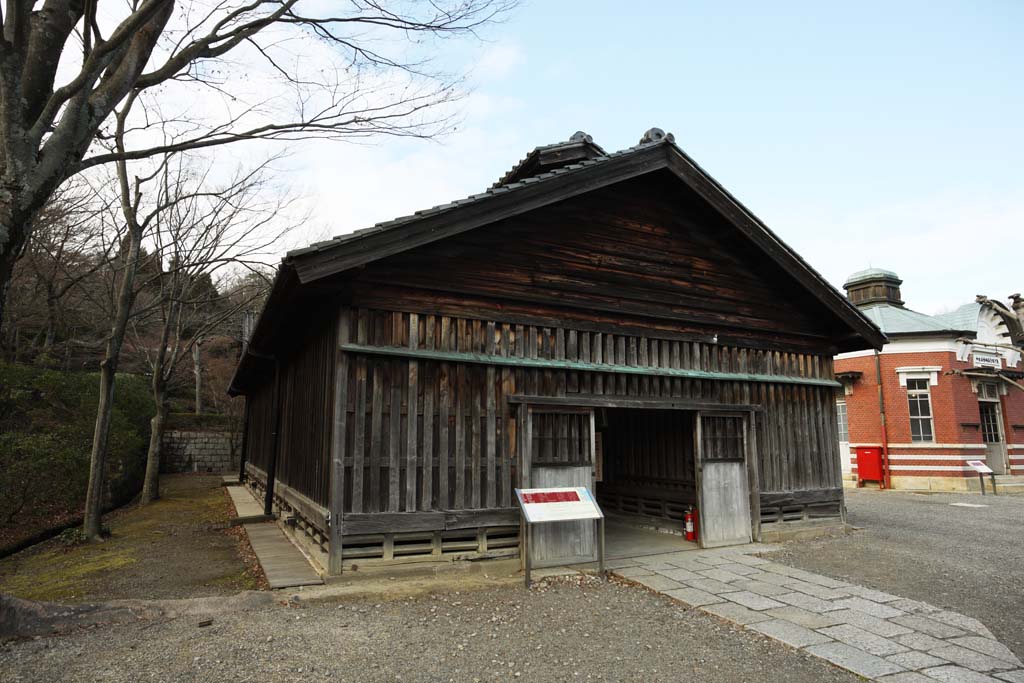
226, 485, 263, 518
226, 486, 323, 589
243, 522, 323, 589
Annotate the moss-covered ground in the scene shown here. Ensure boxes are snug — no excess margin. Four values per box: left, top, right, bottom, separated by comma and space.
0, 474, 262, 602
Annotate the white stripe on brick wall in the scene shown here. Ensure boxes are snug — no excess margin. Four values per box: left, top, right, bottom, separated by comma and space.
848, 443, 986, 450
888, 465, 974, 472
883, 455, 985, 461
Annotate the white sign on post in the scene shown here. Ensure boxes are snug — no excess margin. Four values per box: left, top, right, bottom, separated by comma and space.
515, 486, 606, 587
967, 460, 993, 474
516, 487, 603, 523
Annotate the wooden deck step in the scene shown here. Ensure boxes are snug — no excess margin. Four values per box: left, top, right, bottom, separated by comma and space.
243, 522, 324, 589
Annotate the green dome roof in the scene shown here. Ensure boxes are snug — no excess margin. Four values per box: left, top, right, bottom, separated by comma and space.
843, 268, 901, 288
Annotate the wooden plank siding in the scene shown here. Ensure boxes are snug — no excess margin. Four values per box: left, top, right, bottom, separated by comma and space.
327, 307, 843, 528
349, 173, 852, 354
244, 313, 337, 510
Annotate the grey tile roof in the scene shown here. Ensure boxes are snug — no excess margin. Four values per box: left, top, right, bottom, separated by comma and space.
286, 138, 652, 261
932, 302, 982, 333
858, 303, 969, 335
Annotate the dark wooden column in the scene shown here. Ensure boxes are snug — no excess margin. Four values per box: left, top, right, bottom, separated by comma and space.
328, 309, 351, 575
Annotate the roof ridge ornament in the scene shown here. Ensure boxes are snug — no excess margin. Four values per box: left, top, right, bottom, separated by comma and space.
639, 127, 674, 144
569, 131, 593, 143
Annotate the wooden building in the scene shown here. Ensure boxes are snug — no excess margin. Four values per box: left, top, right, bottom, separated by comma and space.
229, 129, 885, 575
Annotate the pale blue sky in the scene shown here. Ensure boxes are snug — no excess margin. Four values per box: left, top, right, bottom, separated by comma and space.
289, 1, 1023, 315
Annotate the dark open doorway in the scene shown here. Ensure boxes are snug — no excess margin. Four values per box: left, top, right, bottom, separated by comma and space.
595, 408, 699, 557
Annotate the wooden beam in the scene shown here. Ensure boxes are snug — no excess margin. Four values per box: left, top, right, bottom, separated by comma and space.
339, 343, 840, 388
511, 395, 763, 412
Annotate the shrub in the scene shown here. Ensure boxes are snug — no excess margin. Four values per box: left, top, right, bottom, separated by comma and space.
0, 362, 154, 528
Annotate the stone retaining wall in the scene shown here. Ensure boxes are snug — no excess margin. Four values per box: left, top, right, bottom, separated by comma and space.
161, 429, 239, 473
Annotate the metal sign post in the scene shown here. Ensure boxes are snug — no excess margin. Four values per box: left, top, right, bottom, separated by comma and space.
515, 486, 606, 588
966, 460, 997, 495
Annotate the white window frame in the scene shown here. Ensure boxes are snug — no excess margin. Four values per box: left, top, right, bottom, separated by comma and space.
895, 366, 941, 387
905, 377, 935, 443
835, 399, 849, 443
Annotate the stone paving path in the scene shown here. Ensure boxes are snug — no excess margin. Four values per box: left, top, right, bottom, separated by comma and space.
603, 545, 1024, 682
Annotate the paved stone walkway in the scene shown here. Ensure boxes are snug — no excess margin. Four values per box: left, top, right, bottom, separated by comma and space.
604, 545, 1024, 682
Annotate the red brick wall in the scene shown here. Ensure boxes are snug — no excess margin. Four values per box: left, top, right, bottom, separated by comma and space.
837, 350, 986, 479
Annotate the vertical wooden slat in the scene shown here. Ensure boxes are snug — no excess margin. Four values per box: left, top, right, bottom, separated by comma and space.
500, 323, 513, 507
471, 367, 482, 509
421, 318, 435, 511
486, 322, 497, 509
406, 314, 419, 511
454, 361, 466, 509
388, 372, 402, 512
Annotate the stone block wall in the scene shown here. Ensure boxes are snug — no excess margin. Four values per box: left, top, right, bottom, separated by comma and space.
161, 429, 239, 473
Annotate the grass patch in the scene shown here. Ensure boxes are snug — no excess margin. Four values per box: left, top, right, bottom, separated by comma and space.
0, 546, 137, 602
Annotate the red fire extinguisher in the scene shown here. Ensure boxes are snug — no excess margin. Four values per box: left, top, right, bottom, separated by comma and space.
684, 507, 698, 542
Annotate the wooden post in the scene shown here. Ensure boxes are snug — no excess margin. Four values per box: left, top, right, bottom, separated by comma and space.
328, 310, 351, 575
264, 359, 282, 517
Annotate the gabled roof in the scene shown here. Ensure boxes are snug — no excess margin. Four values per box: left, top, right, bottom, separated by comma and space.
232, 129, 886, 394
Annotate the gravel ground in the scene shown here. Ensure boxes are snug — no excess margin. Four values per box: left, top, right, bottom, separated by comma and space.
771, 488, 1024, 660
0, 578, 861, 683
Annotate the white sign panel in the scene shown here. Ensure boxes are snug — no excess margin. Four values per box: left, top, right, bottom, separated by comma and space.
515, 487, 603, 523
973, 353, 1002, 369
966, 460, 993, 474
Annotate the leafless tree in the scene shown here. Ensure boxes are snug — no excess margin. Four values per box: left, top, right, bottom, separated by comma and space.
9, 182, 117, 362
129, 156, 293, 504
0, 0, 515, 329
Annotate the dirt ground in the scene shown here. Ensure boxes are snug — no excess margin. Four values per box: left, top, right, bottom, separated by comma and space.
0, 474, 262, 603
0, 576, 861, 683
772, 487, 1024, 660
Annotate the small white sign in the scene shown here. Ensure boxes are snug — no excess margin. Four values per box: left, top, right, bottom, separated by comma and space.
973, 353, 1002, 369
966, 459, 993, 474
515, 487, 603, 524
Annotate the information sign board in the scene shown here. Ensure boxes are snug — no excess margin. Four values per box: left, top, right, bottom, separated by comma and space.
967, 460, 993, 474
516, 487, 603, 523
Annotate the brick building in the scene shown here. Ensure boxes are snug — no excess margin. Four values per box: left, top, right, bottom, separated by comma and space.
834, 269, 1024, 490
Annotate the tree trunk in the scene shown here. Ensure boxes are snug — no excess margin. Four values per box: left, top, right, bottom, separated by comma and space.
82, 229, 142, 540
193, 341, 202, 415
141, 397, 168, 505
41, 293, 58, 356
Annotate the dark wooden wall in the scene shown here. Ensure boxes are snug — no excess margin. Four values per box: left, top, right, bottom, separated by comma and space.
245, 313, 336, 509
350, 172, 849, 353
244, 379, 275, 473
275, 315, 336, 508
